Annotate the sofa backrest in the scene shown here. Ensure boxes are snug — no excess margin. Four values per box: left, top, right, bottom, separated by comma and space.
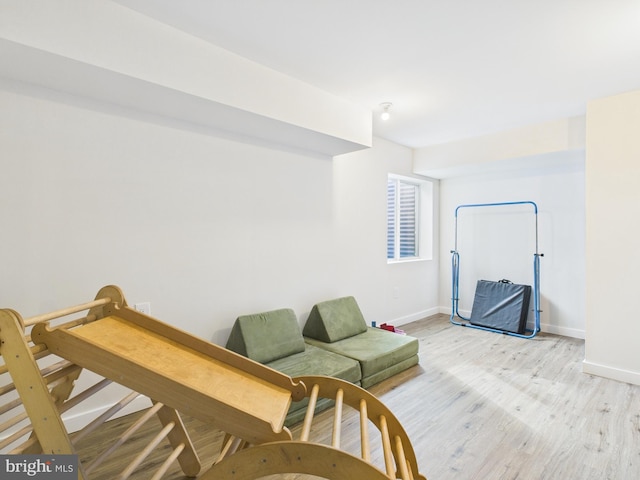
226, 308, 305, 363
303, 296, 368, 343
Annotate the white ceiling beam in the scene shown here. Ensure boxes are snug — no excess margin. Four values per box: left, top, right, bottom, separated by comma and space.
0, 0, 372, 156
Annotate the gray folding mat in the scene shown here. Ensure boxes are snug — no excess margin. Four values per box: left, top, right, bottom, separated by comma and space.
469, 280, 531, 334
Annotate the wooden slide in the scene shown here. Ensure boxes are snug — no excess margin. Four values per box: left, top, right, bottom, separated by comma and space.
0, 285, 426, 479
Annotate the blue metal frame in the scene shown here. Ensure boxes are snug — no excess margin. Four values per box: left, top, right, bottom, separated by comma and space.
450, 201, 542, 338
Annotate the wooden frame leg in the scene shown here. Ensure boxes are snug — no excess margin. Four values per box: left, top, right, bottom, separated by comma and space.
155, 404, 201, 477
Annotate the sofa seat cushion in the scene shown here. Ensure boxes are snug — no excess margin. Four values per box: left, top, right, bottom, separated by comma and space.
304, 327, 419, 384
266, 344, 361, 384
358, 355, 419, 389
267, 344, 361, 426
303, 296, 368, 343
226, 308, 305, 364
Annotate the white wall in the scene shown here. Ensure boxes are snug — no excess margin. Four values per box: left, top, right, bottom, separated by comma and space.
334, 139, 440, 325
584, 89, 640, 386
0, 80, 438, 427
0, 83, 434, 339
437, 156, 586, 338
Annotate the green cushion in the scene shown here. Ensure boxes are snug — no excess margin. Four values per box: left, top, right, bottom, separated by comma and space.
266, 344, 362, 426
304, 327, 419, 384
266, 344, 361, 383
226, 308, 305, 364
360, 355, 419, 388
303, 296, 368, 343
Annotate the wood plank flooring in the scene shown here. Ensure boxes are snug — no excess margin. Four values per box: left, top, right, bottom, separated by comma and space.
76, 314, 640, 479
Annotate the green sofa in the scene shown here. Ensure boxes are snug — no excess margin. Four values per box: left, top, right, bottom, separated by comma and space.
225, 308, 361, 425
302, 296, 419, 388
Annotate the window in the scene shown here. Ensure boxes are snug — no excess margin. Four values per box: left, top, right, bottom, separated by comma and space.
387, 174, 433, 262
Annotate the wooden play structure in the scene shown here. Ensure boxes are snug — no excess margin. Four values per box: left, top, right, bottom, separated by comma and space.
0, 285, 426, 479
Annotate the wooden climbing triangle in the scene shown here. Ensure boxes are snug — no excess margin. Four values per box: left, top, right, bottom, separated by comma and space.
0, 285, 426, 479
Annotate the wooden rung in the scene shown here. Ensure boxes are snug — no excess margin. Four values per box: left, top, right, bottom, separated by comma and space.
116, 420, 176, 480
0, 394, 24, 416
332, 388, 344, 448
0, 345, 55, 376
300, 383, 320, 442
394, 435, 411, 480
150, 443, 185, 480
1, 424, 33, 451
40, 359, 75, 378
359, 398, 371, 462
0, 409, 29, 433
379, 414, 395, 478
405, 458, 416, 480
31, 344, 50, 361
71, 391, 140, 444
85, 401, 164, 474
23, 297, 111, 327
0, 378, 15, 397
44, 315, 97, 333
58, 378, 112, 415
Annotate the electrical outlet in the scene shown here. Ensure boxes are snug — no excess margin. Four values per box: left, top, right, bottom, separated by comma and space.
133, 302, 151, 316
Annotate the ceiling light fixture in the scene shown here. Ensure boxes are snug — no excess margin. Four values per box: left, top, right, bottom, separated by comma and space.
380, 102, 392, 121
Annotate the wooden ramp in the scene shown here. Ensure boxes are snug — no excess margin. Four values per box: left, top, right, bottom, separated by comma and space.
0, 285, 426, 479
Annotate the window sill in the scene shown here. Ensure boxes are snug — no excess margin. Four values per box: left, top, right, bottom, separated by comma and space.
387, 257, 431, 265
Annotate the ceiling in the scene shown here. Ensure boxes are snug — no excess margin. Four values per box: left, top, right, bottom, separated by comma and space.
114, 0, 640, 148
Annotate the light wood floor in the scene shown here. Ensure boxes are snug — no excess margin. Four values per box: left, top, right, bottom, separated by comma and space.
77, 314, 640, 479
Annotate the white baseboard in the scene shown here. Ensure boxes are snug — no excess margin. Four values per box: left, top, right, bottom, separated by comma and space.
541, 323, 585, 339
583, 360, 640, 386
391, 307, 441, 326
